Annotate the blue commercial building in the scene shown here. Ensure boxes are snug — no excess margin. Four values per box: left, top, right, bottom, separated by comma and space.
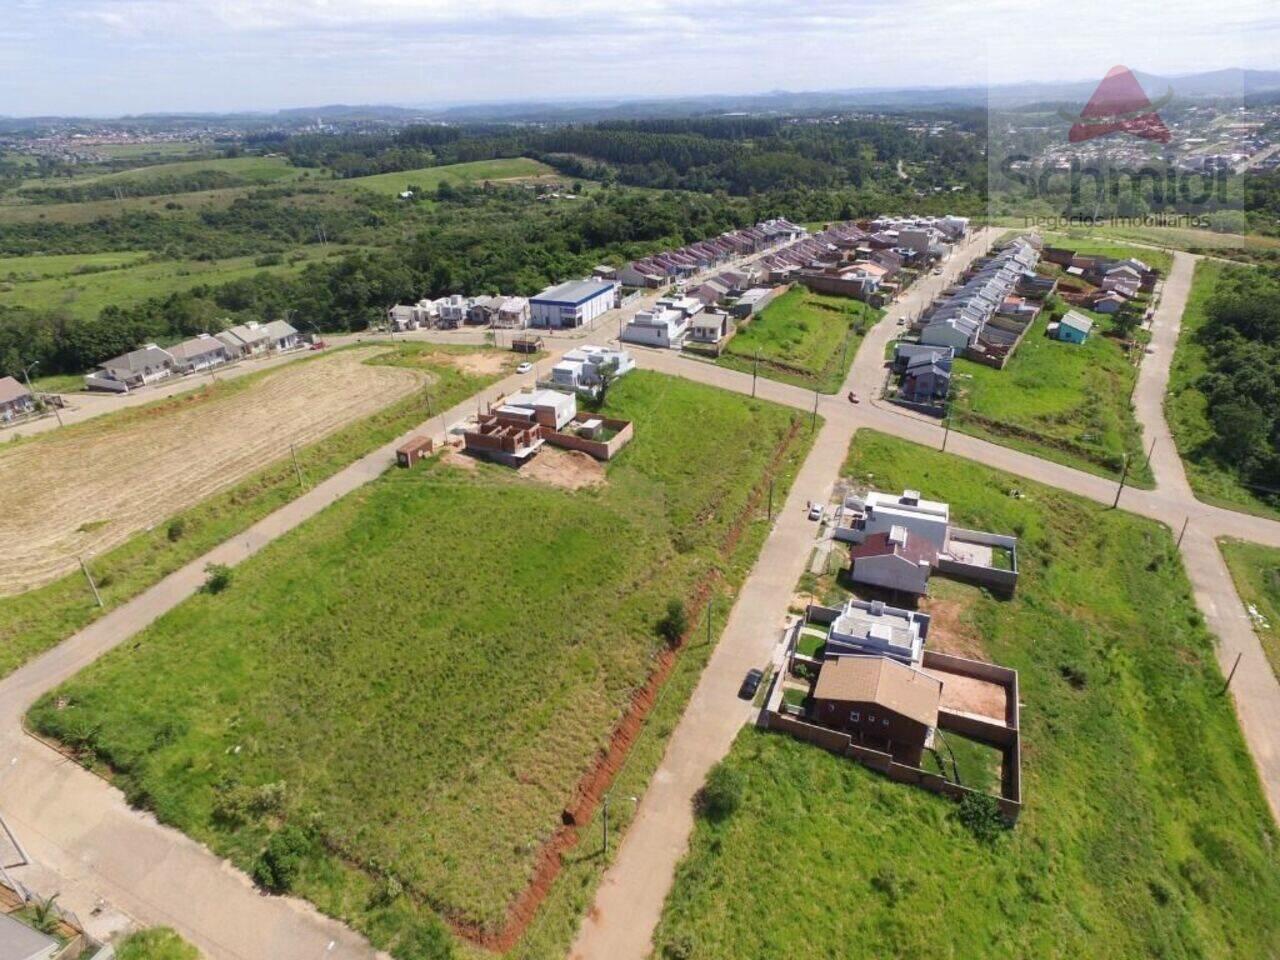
530, 278, 617, 329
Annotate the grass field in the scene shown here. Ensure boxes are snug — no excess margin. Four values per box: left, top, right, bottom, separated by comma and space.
28, 371, 812, 955
718, 286, 875, 393
19, 156, 304, 195
948, 307, 1153, 486
1164, 259, 1279, 519
0, 247, 343, 319
0, 250, 153, 284
991, 220, 1280, 261
114, 928, 200, 960
1039, 232, 1174, 274
0, 343, 515, 680
1219, 539, 1280, 681
653, 429, 1280, 960
92, 143, 212, 160
334, 158, 557, 198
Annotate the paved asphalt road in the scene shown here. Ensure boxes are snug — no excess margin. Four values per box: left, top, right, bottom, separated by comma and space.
5, 232, 1280, 959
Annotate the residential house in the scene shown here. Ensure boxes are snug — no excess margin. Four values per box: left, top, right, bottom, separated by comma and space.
1091, 292, 1125, 315
436, 294, 471, 328
849, 526, 937, 595
85, 344, 178, 392
732, 287, 776, 318
839, 488, 951, 548
494, 388, 576, 430
689, 277, 731, 307
530, 279, 616, 329
495, 296, 530, 329
617, 261, 666, 288
169, 333, 232, 372
550, 344, 635, 391
1052, 310, 1094, 344
822, 597, 931, 664
216, 321, 272, 358
621, 307, 688, 348
261, 319, 301, 351
387, 299, 438, 331
687, 311, 732, 345
468, 295, 503, 326
0, 376, 35, 422
810, 655, 942, 766
900, 351, 952, 403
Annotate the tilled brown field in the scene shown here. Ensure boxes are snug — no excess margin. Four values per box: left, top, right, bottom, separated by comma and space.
0, 348, 425, 595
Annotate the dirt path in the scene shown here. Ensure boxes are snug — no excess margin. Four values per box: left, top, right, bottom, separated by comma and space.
0, 348, 425, 595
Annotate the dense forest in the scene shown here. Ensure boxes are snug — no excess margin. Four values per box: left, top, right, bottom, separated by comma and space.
1194, 264, 1280, 503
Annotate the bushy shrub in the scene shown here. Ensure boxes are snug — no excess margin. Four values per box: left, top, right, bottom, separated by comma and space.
203, 562, 232, 594
253, 825, 311, 893
696, 764, 744, 821
957, 792, 1007, 843
657, 599, 688, 646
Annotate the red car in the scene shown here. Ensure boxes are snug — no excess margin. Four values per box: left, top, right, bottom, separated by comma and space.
310, 339, 327, 351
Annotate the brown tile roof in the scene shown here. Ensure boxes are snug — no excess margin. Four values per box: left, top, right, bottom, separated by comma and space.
849, 530, 937, 566
813, 656, 942, 727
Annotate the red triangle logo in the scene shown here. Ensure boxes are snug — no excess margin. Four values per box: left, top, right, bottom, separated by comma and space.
1068, 65, 1171, 143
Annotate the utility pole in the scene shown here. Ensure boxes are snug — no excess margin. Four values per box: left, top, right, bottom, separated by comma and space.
1220, 652, 1243, 695
1176, 516, 1189, 549
1143, 436, 1156, 473
811, 387, 819, 434
752, 348, 759, 398
1112, 454, 1130, 509
78, 556, 103, 607
941, 411, 951, 452
21, 360, 63, 427
290, 443, 305, 489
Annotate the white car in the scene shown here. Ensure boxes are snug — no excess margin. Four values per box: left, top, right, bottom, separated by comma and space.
808, 503, 824, 521
516, 362, 533, 374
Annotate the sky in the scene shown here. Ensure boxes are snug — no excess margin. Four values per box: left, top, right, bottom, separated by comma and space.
2, 0, 1277, 116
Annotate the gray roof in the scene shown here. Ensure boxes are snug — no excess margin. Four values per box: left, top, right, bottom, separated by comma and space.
531, 278, 616, 305
0, 912, 57, 960
103, 344, 174, 374
261, 319, 298, 340
170, 336, 227, 361
0, 375, 32, 405
1059, 310, 1095, 334
222, 322, 270, 346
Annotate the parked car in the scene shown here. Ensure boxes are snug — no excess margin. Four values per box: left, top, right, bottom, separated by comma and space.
738, 668, 764, 700
517, 361, 533, 374
808, 502, 824, 521
309, 340, 327, 351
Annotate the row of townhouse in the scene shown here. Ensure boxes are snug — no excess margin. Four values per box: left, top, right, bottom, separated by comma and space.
84, 319, 301, 392
1043, 247, 1158, 316
387, 294, 532, 331
616, 218, 807, 289
917, 237, 1043, 361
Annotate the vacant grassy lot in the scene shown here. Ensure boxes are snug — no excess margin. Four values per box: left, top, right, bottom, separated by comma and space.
718, 286, 875, 393
0, 247, 343, 319
1039, 231, 1174, 274
114, 928, 200, 960
29, 371, 811, 954
335, 158, 557, 198
0, 343, 514, 680
653, 429, 1280, 960
1219, 539, 1280, 681
948, 307, 1153, 485
1165, 259, 1279, 519
0, 250, 152, 283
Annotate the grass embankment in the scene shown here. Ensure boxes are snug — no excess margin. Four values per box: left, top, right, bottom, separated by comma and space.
115, 928, 200, 960
1219, 539, 1280, 681
0, 247, 346, 319
0, 343, 513, 680
653, 430, 1280, 960
718, 286, 876, 393
28, 371, 814, 957
19, 156, 305, 197
948, 307, 1153, 486
1165, 259, 1279, 519
334, 158, 557, 198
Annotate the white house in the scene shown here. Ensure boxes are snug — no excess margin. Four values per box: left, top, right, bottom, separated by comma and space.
848, 525, 937, 596
0, 375, 35, 422
216, 321, 272, 358
837, 489, 951, 548
530, 279, 617, 329
436, 294, 471, 328
85, 344, 178, 392
496, 388, 576, 430
495, 296, 530, 329
621, 308, 688, 348
169, 333, 232, 372
262, 319, 301, 351
550, 344, 635, 390
824, 597, 930, 665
